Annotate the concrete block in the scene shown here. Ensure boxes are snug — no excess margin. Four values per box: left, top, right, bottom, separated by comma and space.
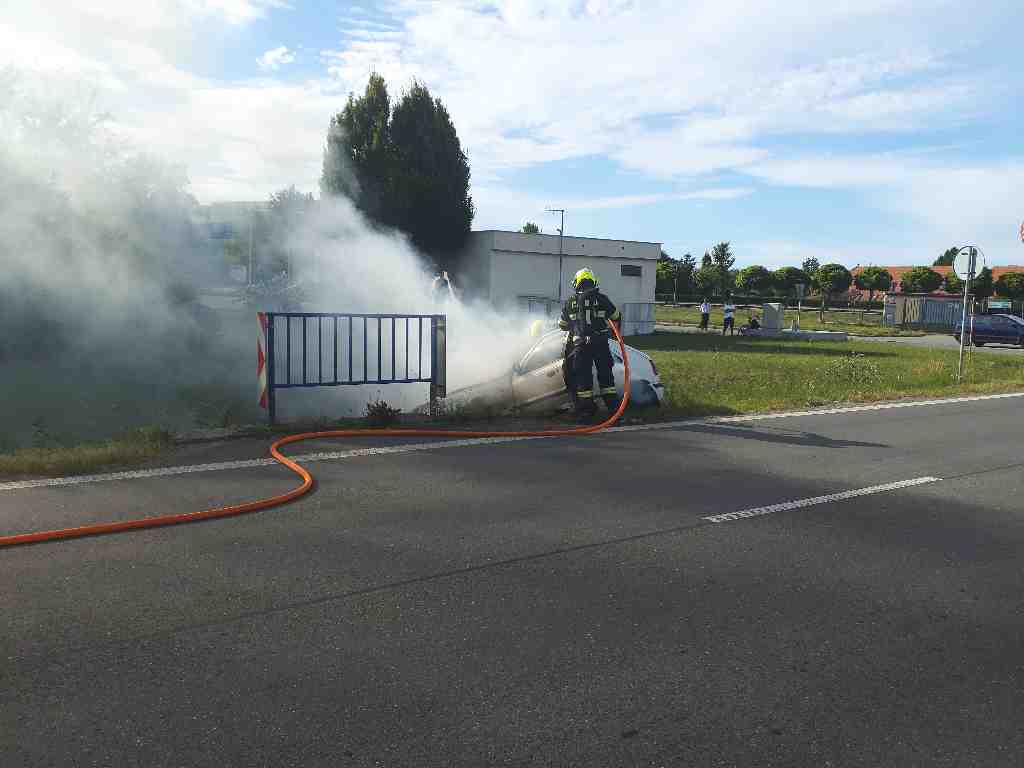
762, 303, 785, 331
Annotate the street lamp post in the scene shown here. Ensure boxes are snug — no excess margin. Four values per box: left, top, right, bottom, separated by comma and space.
546, 208, 566, 304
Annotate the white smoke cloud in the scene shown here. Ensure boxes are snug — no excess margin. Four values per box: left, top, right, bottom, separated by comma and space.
268, 194, 541, 420
0, 67, 537, 446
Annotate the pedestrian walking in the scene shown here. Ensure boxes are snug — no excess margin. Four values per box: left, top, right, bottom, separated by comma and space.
722, 295, 736, 336
699, 298, 711, 331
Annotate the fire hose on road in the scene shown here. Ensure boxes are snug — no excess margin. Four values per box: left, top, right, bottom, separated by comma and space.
0, 324, 630, 548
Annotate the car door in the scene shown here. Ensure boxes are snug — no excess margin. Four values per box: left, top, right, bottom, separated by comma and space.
1008, 317, 1024, 346
970, 316, 991, 343
986, 316, 1009, 343
991, 315, 1023, 344
512, 331, 571, 411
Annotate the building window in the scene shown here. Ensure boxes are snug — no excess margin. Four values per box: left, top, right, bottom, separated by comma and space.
621, 264, 642, 277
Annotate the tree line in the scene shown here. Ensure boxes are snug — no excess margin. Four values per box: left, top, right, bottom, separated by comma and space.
657, 244, 1024, 305
656, 244, 856, 307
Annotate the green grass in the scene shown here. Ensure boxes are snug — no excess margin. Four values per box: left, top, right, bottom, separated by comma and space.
0, 427, 174, 477
655, 304, 925, 337
6, 334, 1021, 474
626, 332, 1024, 418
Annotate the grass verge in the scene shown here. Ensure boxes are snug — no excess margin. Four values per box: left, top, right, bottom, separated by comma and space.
0, 427, 174, 478
4, 335, 1021, 475
627, 332, 1024, 419
656, 305, 924, 337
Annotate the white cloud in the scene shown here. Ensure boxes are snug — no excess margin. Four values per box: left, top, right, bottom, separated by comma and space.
743, 151, 1024, 267
2, 0, 1021, 252
183, 0, 290, 26
319, 0, 1008, 183
258, 46, 296, 72
570, 188, 754, 210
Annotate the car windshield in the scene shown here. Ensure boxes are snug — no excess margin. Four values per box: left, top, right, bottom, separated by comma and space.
519, 332, 566, 373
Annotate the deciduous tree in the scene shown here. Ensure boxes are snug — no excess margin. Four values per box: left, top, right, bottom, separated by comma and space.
801, 257, 820, 283
711, 242, 735, 295
854, 266, 893, 303
900, 267, 943, 294
995, 272, 1024, 300
815, 263, 852, 318
734, 265, 773, 295
773, 266, 810, 298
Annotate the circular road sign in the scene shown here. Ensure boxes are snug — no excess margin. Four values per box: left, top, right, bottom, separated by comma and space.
953, 247, 986, 280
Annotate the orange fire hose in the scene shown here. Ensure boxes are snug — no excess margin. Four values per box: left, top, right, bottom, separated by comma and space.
0, 324, 631, 548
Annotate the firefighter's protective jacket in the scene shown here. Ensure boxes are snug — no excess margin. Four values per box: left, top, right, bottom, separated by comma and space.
559, 288, 620, 341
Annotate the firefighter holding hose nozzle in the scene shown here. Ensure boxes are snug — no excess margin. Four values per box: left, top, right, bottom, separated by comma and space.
559, 267, 622, 420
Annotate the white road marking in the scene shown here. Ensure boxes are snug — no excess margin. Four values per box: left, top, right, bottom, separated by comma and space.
702, 476, 942, 523
607, 390, 1024, 434
2, 389, 1021, 493
0, 437, 549, 492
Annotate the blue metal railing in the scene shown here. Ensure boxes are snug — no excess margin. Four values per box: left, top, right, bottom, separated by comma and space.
265, 312, 446, 425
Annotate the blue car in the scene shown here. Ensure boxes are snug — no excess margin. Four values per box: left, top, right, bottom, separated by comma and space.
953, 313, 1024, 347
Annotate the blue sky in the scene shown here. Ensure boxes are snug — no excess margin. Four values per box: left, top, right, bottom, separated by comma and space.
3, 0, 1023, 269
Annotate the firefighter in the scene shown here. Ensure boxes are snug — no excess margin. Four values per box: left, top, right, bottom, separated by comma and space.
431, 270, 455, 303
559, 267, 622, 419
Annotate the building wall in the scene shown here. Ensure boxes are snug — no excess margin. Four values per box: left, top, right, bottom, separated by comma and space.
489, 252, 565, 305
453, 231, 495, 300
465, 230, 659, 312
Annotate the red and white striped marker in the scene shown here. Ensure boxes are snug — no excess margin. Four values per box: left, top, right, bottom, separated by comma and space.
257, 312, 268, 409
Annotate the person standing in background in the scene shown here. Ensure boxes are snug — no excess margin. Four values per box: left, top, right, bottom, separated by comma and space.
722, 294, 736, 336
699, 298, 711, 331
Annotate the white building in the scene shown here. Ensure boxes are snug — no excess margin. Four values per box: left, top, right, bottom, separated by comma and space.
459, 230, 660, 334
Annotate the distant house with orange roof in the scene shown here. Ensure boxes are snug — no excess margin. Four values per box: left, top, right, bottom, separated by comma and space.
845, 265, 1024, 302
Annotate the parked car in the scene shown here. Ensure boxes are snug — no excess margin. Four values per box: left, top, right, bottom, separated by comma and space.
953, 313, 1024, 347
425, 329, 665, 415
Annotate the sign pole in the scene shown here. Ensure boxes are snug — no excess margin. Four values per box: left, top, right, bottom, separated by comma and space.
956, 247, 976, 383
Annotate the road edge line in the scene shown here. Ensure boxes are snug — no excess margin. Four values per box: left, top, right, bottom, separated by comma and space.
3, 391, 1021, 492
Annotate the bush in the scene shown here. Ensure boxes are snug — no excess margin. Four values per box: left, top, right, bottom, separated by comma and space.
365, 398, 401, 427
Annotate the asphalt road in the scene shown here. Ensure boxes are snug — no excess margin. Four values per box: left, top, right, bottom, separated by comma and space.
3, 395, 1024, 767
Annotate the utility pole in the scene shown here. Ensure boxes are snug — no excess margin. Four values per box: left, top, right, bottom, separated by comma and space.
546, 208, 566, 304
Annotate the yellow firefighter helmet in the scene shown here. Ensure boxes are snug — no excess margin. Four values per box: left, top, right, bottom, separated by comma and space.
573, 267, 598, 290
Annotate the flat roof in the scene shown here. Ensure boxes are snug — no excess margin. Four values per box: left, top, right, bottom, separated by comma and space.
472, 229, 662, 247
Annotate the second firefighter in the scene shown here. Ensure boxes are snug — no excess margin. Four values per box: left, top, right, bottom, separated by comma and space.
559, 267, 622, 418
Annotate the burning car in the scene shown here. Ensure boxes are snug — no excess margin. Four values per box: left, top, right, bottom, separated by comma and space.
431, 328, 665, 415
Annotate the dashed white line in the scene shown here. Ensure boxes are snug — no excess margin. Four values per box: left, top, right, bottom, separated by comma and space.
2, 389, 1020, 493
702, 476, 942, 523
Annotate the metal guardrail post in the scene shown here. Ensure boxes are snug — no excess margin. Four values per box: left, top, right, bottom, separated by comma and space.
430, 314, 447, 416
267, 313, 277, 426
